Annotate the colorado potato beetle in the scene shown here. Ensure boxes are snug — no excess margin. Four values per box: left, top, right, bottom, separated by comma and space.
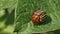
32, 10, 46, 23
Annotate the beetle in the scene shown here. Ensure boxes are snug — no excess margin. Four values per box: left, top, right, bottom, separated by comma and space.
32, 10, 46, 23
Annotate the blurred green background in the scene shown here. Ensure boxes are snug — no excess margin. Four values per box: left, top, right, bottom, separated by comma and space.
0, 8, 15, 34
0, 0, 17, 34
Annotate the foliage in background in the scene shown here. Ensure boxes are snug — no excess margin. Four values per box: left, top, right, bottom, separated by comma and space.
0, 0, 17, 34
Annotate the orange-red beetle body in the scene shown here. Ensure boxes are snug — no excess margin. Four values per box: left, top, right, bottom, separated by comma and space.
32, 10, 46, 23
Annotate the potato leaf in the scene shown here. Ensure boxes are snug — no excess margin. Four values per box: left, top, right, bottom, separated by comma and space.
15, 0, 60, 34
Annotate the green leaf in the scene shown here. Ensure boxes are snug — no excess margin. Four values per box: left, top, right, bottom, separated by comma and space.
0, 0, 17, 34
15, 0, 60, 34
0, 0, 17, 9
0, 31, 15, 34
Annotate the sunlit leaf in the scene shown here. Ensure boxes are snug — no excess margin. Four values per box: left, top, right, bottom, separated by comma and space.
15, 0, 60, 34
